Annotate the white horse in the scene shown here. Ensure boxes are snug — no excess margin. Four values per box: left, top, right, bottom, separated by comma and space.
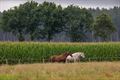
66, 52, 85, 63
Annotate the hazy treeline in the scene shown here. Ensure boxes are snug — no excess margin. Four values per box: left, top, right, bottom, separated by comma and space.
0, 1, 119, 42
89, 7, 120, 41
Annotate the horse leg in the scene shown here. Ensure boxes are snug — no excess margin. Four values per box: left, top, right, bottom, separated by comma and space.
66, 59, 70, 63
66, 59, 68, 63
78, 59, 80, 62
74, 59, 76, 63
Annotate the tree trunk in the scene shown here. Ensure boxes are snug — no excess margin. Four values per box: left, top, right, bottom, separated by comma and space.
30, 33, 35, 41
98, 37, 101, 42
47, 32, 52, 42
116, 32, 119, 41
102, 37, 108, 42
18, 32, 25, 42
110, 35, 113, 42
91, 31, 95, 42
31, 36, 34, 41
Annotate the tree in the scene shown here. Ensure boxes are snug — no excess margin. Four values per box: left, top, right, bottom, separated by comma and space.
64, 5, 93, 42
93, 13, 116, 41
21, 1, 41, 41
1, 1, 39, 41
110, 7, 120, 41
0, 12, 2, 30
37, 2, 65, 42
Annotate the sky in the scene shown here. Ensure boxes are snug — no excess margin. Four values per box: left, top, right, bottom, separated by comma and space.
0, 0, 120, 12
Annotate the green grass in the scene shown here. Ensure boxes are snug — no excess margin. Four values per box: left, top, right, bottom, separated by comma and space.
0, 42, 120, 64
0, 74, 18, 80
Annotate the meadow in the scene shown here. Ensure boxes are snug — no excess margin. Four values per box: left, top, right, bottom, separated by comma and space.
0, 62, 120, 80
0, 42, 120, 64
0, 42, 120, 80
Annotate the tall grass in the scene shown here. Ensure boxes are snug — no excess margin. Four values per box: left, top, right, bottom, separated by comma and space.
0, 62, 120, 80
0, 42, 120, 64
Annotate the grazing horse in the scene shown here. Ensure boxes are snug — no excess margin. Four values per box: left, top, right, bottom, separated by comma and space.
66, 52, 85, 63
49, 52, 72, 63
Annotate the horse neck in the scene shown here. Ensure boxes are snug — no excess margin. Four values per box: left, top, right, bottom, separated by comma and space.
63, 54, 69, 58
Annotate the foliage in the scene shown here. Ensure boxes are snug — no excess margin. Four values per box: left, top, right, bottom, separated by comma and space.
0, 12, 2, 30
1, 1, 39, 41
0, 1, 119, 42
64, 5, 93, 42
37, 2, 65, 41
89, 7, 120, 41
0, 42, 120, 64
93, 13, 116, 41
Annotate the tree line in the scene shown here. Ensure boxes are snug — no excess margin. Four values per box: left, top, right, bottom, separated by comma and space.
89, 7, 120, 41
0, 1, 117, 42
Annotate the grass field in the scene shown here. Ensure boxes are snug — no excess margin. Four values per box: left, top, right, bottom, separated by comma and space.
0, 42, 120, 64
0, 62, 120, 80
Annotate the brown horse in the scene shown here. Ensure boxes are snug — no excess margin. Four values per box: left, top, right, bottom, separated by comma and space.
49, 52, 72, 63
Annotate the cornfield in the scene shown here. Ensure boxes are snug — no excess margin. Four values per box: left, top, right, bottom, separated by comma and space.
0, 42, 120, 64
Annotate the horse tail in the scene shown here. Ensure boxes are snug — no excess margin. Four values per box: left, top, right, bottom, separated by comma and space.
49, 56, 55, 62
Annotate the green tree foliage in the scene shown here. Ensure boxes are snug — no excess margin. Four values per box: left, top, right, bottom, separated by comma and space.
37, 2, 65, 41
1, 1, 117, 42
64, 5, 93, 42
89, 7, 120, 41
20, 1, 40, 41
93, 13, 116, 41
1, 1, 39, 41
0, 12, 2, 30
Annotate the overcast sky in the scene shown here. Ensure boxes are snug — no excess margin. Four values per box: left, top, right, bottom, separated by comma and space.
0, 0, 120, 12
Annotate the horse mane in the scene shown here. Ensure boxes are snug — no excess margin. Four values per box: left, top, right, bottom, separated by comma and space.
63, 52, 72, 57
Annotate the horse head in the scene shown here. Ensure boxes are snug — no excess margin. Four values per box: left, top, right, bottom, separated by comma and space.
79, 52, 85, 59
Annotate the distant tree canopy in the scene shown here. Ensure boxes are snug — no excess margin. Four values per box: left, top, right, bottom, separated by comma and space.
1, 1, 65, 42
0, 1, 118, 42
93, 13, 116, 41
64, 5, 93, 42
37, 2, 65, 41
0, 12, 2, 30
1, 1, 39, 41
